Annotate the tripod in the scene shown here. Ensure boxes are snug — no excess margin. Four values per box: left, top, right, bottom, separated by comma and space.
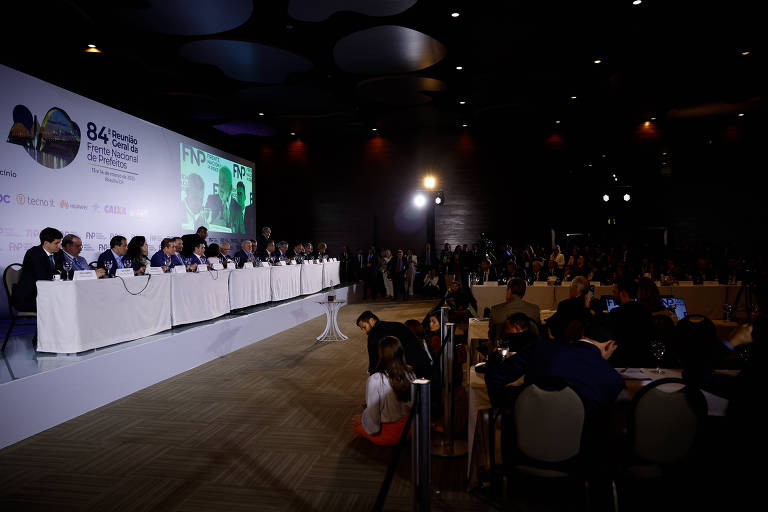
730, 278, 757, 317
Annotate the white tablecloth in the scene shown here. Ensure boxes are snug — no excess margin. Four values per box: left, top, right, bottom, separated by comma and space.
170, 271, 230, 326
300, 263, 324, 295
271, 264, 302, 301
322, 261, 341, 288
228, 267, 272, 309
36, 275, 172, 353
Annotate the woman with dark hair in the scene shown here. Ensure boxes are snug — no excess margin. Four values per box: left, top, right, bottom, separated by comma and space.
125, 236, 149, 275
352, 336, 415, 446
405, 319, 432, 364
637, 277, 677, 323
204, 243, 221, 261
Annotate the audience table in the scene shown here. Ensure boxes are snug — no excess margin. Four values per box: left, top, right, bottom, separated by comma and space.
36, 274, 172, 353
228, 266, 272, 310
472, 283, 741, 320
300, 262, 324, 295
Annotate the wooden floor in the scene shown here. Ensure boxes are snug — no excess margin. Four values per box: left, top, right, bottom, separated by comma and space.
0, 299, 497, 511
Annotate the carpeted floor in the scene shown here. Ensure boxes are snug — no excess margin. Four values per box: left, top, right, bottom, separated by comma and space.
0, 299, 498, 511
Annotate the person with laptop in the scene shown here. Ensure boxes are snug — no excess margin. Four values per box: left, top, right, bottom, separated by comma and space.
637, 277, 678, 323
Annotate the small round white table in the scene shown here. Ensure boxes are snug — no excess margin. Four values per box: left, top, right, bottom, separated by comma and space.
317, 300, 348, 342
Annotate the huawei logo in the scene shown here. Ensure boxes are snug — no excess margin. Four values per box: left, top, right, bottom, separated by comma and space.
16, 194, 24, 205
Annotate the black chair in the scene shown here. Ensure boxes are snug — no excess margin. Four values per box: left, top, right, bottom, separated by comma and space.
89, 261, 98, 270
3, 264, 37, 351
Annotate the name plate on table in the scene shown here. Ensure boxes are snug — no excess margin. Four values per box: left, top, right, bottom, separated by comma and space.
278, 261, 287, 266
533, 282, 548, 287
288, 260, 296, 265
173, 265, 187, 274
196, 264, 209, 272
146, 266, 165, 275
259, 261, 268, 267
678, 281, 693, 286
243, 262, 254, 269
73, 270, 97, 281
116, 268, 135, 278
211, 263, 224, 270
703, 281, 719, 286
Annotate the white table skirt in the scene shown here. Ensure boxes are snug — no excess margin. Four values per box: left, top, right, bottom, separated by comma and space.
170, 271, 230, 326
322, 261, 341, 288
300, 263, 324, 295
229, 267, 272, 309
36, 274, 172, 353
271, 264, 302, 301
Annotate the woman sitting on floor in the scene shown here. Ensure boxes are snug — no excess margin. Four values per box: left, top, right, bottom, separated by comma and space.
353, 336, 415, 446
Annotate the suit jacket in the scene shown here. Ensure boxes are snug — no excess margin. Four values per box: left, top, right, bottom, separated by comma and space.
420, 249, 436, 269
97, 249, 126, 277
366, 321, 432, 379
256, 234, 270, 260
243, 204, 256, 234
204, 194, 244, 233
609, 301, 655, 368
233, 250, 256, 267
13, 245, 56, 312
533, 340, 625, 412
171, 253, 185, 267
54, 250, 89, 273
150, 250, 171, 268
546, 295, 591, 342
489, 297, 541, 340
387, 256, 408, 279
478, 267, 498, 284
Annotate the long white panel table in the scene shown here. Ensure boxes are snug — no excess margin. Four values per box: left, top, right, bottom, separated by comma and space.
36, 274, 172, 353
170, 271, 230, 326
300, 262, 324, 295
322, 260, 341, 288
271, 264, 302, 301
473, 283, 740, 319
228, 266, 272, 309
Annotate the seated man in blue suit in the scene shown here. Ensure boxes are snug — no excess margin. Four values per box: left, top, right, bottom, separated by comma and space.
170, 237, 185, 266
55, 234, 105, 278
97, 235, 128, 277
150, 238, 176, 270
233, 239, 257, 267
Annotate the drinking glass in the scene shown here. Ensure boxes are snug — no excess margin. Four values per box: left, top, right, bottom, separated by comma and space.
234, 256, 241, 268
184, 257, 191, 270
123, 259, 132, 271
104, 260, 113, 277
650, 340, 665, 374
62, 260, 72, 280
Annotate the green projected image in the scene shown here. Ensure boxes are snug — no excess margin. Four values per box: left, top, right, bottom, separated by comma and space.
180, 142, 253, 233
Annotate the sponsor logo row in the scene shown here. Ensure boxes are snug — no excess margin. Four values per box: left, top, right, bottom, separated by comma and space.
1, 194, 147, 216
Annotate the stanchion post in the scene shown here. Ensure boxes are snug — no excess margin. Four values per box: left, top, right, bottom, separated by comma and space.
411, 379, 431, 512
432, 323, 468, 457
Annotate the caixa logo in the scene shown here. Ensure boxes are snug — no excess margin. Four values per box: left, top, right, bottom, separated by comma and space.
0, 194, 10, 204
104, 205, 127, 215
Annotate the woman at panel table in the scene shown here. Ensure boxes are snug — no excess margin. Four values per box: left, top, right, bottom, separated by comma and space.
352, 336, 415, 446
125, 236, 149, 275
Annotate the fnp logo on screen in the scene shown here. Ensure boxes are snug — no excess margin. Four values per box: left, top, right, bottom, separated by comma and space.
181, 143, 206, 165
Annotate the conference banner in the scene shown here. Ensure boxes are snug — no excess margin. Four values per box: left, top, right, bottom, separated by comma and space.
0, 64, 255, 288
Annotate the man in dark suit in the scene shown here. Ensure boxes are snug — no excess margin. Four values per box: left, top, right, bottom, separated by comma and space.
528, 260, 548, 284
233, 240, 257, 267
150, 238, 176, 270
339, 245, 352, 282
171, 237, 185, 267
290, 243, 305, 262
420, 242, 436, 273
352, 248, 366, 281
388, 249, 408, 301
204, 165, 242, 233
275, 241, 289, 261
478, 258, 498, 284
356, 311, 431, 379
195, 226, 208, 249
97, 235, 128, 277
54, 234, 105, 279
609, 278, 654, 368
363, 246, 379, 299
12, 227, 62, 312
218, 242, 234, 264
264, 240, 276, 263
546, 276, 591, 342
243, 203, 256, 235
256, 226, 271, 260
303, 242, 315, 260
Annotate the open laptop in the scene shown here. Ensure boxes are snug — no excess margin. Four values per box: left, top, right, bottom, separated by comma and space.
661, 296, 688, 320
603, 296, 620, 312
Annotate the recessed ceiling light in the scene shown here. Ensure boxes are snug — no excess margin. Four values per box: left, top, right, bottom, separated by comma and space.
570, 96, 577, 100
624, 194, 631, 202
85, 46, 101, 53
451, 12, 460, 18
462, 124, 468, 127
594, 59, 602, 64
632, 0, 642, 5
650, 117, 656, 120
555, 120, 561, 124
738, 113, 745, 117
372, 128, 378, 131
290, 132, 296, 136
603, 194, 610, 202
459, 101, 466, 105
741, 51, 750, 56
258, 112, 264, 116
87, 44, 96, 48
455, 66, 463, 70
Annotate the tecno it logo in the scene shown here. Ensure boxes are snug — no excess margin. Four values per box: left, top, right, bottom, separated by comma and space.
60, 200, 69, 209
16, 194, 24, 205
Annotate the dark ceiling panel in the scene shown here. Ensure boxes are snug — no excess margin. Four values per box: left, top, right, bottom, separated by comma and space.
288, 0, 417, 22
238, 86, 333, 113
179, 40, 313, 82
118, 0, 253, 35
357, 76, 446, 106
212, 120, 277, 136
334, 25, 446, 74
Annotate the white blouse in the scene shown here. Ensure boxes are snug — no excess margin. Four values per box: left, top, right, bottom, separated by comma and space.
361, 372, 414, 435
